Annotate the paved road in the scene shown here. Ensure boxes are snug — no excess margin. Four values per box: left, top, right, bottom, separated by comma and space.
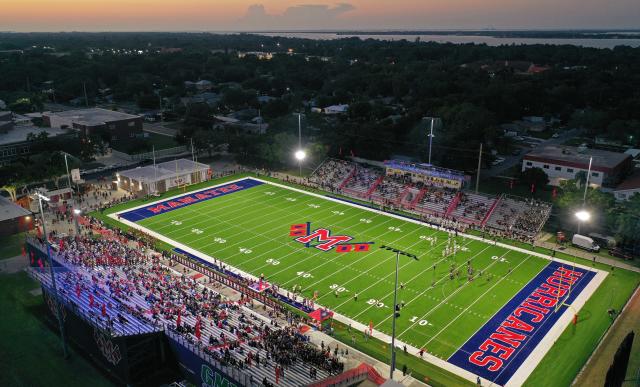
483, 128, 581, 178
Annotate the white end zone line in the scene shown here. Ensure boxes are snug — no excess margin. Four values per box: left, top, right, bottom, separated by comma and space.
109, 176, 609, 386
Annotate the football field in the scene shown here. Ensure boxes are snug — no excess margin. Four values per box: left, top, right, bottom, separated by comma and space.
112, 177, 605, 386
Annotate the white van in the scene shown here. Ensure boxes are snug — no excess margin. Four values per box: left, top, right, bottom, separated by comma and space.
572, 234, 600, 252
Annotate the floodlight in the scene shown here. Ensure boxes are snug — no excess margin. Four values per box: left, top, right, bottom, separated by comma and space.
575, 210, 591, 222
295, 150, 306, 161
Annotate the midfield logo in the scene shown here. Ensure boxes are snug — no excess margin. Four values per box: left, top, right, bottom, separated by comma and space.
290, 222, 374, 253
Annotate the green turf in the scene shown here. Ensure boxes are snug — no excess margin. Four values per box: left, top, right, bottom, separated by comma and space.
0, 271, 115, 387
128, 180, 561, 359
93, 174, 640, 386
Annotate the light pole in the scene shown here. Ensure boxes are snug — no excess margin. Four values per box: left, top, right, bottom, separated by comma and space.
380, 245, 418, 380
294, 112, 305, 177
424, 117, 435, 165
34, 192, 69, 359
62, 152, 80, 235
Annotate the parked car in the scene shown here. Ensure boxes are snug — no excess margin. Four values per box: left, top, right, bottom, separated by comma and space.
608, 248, 633, 260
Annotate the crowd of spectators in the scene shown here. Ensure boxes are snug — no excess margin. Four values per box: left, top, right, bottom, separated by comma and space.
37, 225, 342, 386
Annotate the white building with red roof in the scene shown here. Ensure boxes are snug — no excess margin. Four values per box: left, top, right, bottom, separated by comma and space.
522, 145, 632, 187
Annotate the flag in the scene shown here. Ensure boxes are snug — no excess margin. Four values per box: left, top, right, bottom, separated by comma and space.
369, 320, 373, 335
552, 187, 557, 199
530, 183, 536, 193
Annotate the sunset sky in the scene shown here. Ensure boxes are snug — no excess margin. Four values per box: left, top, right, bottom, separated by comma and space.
1, 0, 638, 32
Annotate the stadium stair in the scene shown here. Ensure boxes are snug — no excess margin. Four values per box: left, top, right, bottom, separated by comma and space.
409, 187, 428, 209
482, 194, 503, 227
396, 184, 412, 206
338, 167, 357, 190
365, 176, 385, 198
445, 191, 462, 216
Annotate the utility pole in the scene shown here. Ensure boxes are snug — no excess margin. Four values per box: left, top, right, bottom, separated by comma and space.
62, 152, 80, 235
428, 118, 435, 165
583, 156, 593, 204
475, 143, 483, 193
83, 81, 89, 107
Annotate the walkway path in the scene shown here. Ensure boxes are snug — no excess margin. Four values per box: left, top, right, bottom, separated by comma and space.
536, 233, 640, 273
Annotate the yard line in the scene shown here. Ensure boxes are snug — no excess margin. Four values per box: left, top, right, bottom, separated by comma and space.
393, 250, 512, 337
147, 187, 350, 256
318, 230, 462, 305
140, 184, 317, 231
423, 254, 534, 349
254, 216, 402, 279
150, 183, 406, 273
348, 239, 486, 318
301, 226, 440, 293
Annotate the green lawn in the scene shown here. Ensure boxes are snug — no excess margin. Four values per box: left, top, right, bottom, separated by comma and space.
0, 272, 115, 387
0, 232, 26, 260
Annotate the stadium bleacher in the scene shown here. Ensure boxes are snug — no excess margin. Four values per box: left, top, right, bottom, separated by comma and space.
29, 234, 342, 387
311, 158, 551, 239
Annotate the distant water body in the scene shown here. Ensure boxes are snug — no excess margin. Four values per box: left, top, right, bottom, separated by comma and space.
257, 32, 640, 49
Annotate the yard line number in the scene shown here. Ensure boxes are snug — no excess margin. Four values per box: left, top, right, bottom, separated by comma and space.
330, 284, 348, 293
366, 299, 387, 308
409, 316, 432, 326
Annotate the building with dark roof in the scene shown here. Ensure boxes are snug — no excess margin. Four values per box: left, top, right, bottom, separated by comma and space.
522, 145, 632, 187
43, 108, 142, 147
0, 196, 33, 236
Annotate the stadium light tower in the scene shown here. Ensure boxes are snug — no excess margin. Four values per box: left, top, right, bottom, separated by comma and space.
379, 245, 418, 380
423, 117, 436, 165
61, 151, 80, 235
33, 192, 69, 359
294, 112, 305, 177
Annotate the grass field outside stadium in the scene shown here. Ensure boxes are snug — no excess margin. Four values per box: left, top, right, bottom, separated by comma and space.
89, 173, 640, 387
